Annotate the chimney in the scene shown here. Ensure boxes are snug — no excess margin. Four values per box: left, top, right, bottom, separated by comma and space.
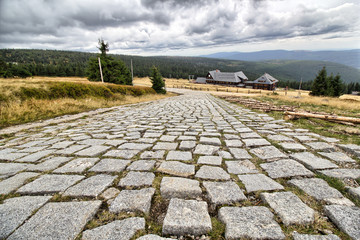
216, 69, 219, 72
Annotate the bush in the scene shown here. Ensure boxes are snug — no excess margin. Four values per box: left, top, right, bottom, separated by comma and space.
16, 87, 49, 100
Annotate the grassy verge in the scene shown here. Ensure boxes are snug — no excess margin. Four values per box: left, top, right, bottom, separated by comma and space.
0, 77, 175, 128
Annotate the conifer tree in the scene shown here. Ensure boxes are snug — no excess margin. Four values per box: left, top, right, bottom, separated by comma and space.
330, 74, 342, 97
310, 67, 327, 96
150, 66, 166, 94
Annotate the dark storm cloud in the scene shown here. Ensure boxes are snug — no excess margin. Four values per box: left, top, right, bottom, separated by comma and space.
0, 0, 359, 52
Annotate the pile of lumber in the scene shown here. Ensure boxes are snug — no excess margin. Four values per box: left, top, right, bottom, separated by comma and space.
219, 96, 296, 112
284, 111, 360, 125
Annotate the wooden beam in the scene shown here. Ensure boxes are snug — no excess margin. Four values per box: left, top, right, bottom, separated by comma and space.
284, 111, 360, 124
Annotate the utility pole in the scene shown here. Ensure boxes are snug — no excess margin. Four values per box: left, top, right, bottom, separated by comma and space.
98, 57, 104, 83
131, 59, 134, 83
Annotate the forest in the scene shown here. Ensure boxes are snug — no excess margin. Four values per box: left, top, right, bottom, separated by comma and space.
0, 49, 359, 93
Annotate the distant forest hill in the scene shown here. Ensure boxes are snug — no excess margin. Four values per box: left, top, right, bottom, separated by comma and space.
201, 49, 360, 69
1, 49, 359, 86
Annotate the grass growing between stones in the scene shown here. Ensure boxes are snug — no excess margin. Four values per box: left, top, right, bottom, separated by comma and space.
208, 217, 226, 240
0, 192, 21, 203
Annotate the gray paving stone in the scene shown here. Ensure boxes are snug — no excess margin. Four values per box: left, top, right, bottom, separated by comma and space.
225, 160, 259, 174
8, 201, 101, 240
179, 141, 196, 150
127, 160, 156, 171
229, 147, 252, 159
50, 140, 74, 149
279, 142, 307, 151
160, 135, 177, 142
238, 174, 284, 193
82, 217, 145, 240
240, 132, 261, 139
0, 172, 39, 195
157, 161, 195, 177
74, 145, 111, 157
160, 177, 202, 199
224, 134, 240, 139
292, 232, 341, 240
153, 142, 178, 150
288, 178, 348, 204
224, 139, 243, 147
243, 138, 271, 148
219, 206, 285, 240
109, 188, 155, 214
27, 156, 72, 171
0, 196, 51, 239
15, 150, 55, 162
290, 152, 338, 170
193, 144, 219, 155
293, 135, 317, 142
203, 181, 246, 205
137, 234, 172, 240
162, 198, 212, 236
55, 144, 88, 155
118, 171, 155, 187
119, 143, 153, 150
89, 158, 130, 173
324, 205, 360, 240
103, 149, 140, 159
218, 150, 233, 159
178, 135, 196, 141
0, 151, 27, 161
0, 162, 29, 178
166, 150, 192, 161
197, 156, 222, 165
195, 165, 230, 180
349, 187, 360, 201
337, 144, 360, 158
260, 159, 314, 179
261, 191, 315, 225
63, 174, 116, 197
318, 151, 356, 163
267, 134, 294, 142
17, 174, 84, 194
319, 169, 360, 179
305, 142, 335, 151
140, 150, 165, 159
250, 146, 287, 160
53, 157, 99, 173
100, 187, 120, 200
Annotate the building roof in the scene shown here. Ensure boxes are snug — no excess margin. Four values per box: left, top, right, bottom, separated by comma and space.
254, 73, 279, 84
208, 70, 248, 83
195, 77, 207, 84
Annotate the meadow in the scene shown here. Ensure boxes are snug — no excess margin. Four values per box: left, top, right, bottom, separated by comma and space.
0, 77, 175, 128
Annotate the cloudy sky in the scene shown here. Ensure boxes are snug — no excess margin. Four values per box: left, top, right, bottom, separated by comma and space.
0, 0, 359, 56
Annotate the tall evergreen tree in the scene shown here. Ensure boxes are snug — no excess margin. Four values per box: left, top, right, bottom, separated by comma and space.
150, 66, 166, 94
86, 39, 132, 85
330, 74, 342, 97
310, 67, 327, 96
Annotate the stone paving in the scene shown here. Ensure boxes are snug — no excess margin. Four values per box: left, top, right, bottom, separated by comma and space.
0, 88, 359, 239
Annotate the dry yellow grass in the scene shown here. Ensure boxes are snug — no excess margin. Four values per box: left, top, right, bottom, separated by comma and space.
0, 77, 175, 128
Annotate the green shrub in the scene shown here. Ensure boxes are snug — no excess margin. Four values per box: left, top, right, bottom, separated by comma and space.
16, 87, 49, 100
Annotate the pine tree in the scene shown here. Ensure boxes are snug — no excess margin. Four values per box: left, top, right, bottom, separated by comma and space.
150, 66, 166, 94
310, 67, 327, 96
330, 74, 342, 97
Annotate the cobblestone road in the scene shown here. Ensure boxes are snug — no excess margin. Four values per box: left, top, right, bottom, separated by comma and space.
1, 89, 360, 240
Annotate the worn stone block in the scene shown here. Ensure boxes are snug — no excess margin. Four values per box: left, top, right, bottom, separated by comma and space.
260, 159, 314, 179
160, 177, 202, 199
157, 161, 195, 177
203, 181, 246, 205
238, 174, 284, 193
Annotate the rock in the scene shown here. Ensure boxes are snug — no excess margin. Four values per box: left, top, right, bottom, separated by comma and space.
153, 142, 178, 150
348, 187, 360, 201
109, 188, 155, 214
260, 159, 314, 179
63, 174, 116, 197
0, 162, 29, 178
103, 149, 140, 159
27, 156, 72, 171
243, 138, 271, 148
160, 177, 202, 199
319, 169, 360, 179
100, 187, 120, 200
0, 196, 51, 239
219, 206, 285, 240
237, 174, 284, 193
304, 142, 335, 152
8, 201, 101, 240
267, 134, 294, 142
195, 165, 230, 180
89, 158, 130, 173
292, 232, 341, 240
224, 140, 243, 147
15, 150, 55, 162
250, 146, 287, 160
53, 157, 99, 173
137, 234, 172, 240
0, 172, 39, 195
197, 156, 222, 165
228, 148, 252, 159
17, 174, 84, 194
166, 151, 192, 161
157, 161, 195, 177
118, 171, 155, 187
162, 198, 212, 236
203, 181, 246, 205
179, 141, 196, 150
127, 160, 156, 171
260, 192, 315, 225
119, 143, 153, 150
324, 205, 360, 240
279, 142, 307, 151
290, 152, 338, 170
225, 160, 258, 174
337, 144, 360, 158
82, 217, 145, 240
140, 150, 165, 159
193, 144, 219, 155
318, 152, 355, 163
199, 137, 221, 146
74, 145, 111, 157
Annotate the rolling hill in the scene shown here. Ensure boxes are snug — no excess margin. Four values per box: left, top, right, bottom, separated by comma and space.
1, 49, 359, 84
